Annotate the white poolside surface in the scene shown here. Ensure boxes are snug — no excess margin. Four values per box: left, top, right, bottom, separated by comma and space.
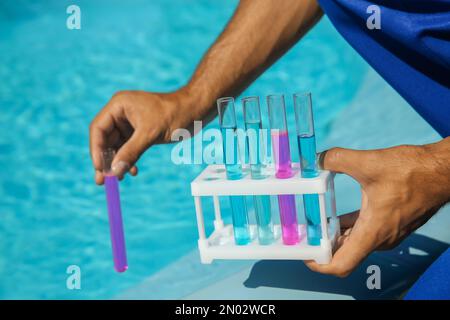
119, 69, 450, 300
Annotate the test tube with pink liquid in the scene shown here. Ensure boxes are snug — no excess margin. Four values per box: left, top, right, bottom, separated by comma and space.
267, 94, 299, 245
102, 149, 128, 272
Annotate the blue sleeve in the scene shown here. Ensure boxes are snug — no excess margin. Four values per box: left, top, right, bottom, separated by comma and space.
318, 0, 450, 137
404, 248, 450, 300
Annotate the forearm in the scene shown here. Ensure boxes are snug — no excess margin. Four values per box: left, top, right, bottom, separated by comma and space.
179, 0, 322, 121
427, 136, 450, 203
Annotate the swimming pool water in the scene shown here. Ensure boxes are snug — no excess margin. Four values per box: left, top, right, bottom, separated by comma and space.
0, 0, 367, 299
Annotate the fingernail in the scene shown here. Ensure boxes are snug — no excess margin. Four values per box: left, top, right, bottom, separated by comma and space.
112, 161, 130, 176
317, 150, 328, 170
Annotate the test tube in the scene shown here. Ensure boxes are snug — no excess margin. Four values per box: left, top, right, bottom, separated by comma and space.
293, 92, 321, 246
217, 97, 251, 245
267, 94, 299, 245
243, 96, 274, 245
102, 148, 128, 272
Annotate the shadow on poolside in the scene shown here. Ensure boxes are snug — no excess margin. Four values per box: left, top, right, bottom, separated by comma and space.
243, 233, 448, 299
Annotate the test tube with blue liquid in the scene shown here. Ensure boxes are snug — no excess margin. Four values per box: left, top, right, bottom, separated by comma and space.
217, 97, 251, 245
242, 96, 274, 245
294, 92, 321, 246
102, 149, 128, 272
267, 94, 299, 245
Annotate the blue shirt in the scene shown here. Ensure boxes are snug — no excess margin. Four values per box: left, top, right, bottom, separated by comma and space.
319, 0, 450, 137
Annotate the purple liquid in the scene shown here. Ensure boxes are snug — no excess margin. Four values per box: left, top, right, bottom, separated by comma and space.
271, 131, 293, 179
104, 175, 128, 272
271, 130, 299, 245
278, 195, 299, 245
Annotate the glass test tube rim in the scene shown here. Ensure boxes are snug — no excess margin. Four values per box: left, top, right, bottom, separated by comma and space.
242, 96, 263, 125
267, 94, 289, 131
217, 96, 237, 128
242, 96, 265, 170
293, 92, 316, 137
217, 97, 243, 170
102, 147, 116, 175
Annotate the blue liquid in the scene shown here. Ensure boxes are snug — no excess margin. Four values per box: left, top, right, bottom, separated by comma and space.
303, 194, 321, 245
229, 196, 251, 245
245, 121, 274, 245
253, 195, 274, 245
221, 127, 251, 245
221, 127, 242, 180
298, 134, 322, 246
299, 134, 318, 178
245, 121, 265, 179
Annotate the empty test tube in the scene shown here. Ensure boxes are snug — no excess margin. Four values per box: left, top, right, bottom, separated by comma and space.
267, 94, 299, 245
294, 92, 321, 246
217, 97, 251, 245
102, 148, 128, 272
243, 96, 274, 245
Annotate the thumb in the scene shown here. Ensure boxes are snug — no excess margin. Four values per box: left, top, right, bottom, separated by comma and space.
304, 211, 377, 277
320, 147, 369, 182
112, 130, 154, 178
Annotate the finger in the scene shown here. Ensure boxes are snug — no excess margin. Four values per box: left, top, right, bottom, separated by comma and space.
129, 165, 138, 176
319, 147, 370, 182
335, 228, 352, 248
339, 210, 360, 229
112, 112, 134, 142
95, 170, 105, 185
112, 130, 156, 178
89, 112, 115, 173
90, 126, 107, 172
304, 212, 377, 277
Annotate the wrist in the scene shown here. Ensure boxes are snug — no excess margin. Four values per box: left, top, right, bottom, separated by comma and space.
163, 86, 213, 137
426, 137, 450, 201
177, 83, 216, 121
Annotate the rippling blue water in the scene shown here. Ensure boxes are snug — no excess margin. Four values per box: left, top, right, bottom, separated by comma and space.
0, 0, 367, 298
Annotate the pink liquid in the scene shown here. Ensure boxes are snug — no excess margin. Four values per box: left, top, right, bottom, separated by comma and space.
278, 195, 299, 245
271, 131, 294, 179
271, 130, 299, 244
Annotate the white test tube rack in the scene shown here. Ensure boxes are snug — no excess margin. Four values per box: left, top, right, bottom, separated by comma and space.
191, 163, 340, 265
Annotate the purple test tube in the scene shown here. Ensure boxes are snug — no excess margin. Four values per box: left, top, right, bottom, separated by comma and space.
102, 149, 128, 272
267, 95, 299, 245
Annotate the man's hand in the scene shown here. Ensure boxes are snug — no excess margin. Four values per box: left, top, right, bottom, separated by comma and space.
89, 0, 323, 184
305, 138, 450, 277
89, 90, 193, 184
